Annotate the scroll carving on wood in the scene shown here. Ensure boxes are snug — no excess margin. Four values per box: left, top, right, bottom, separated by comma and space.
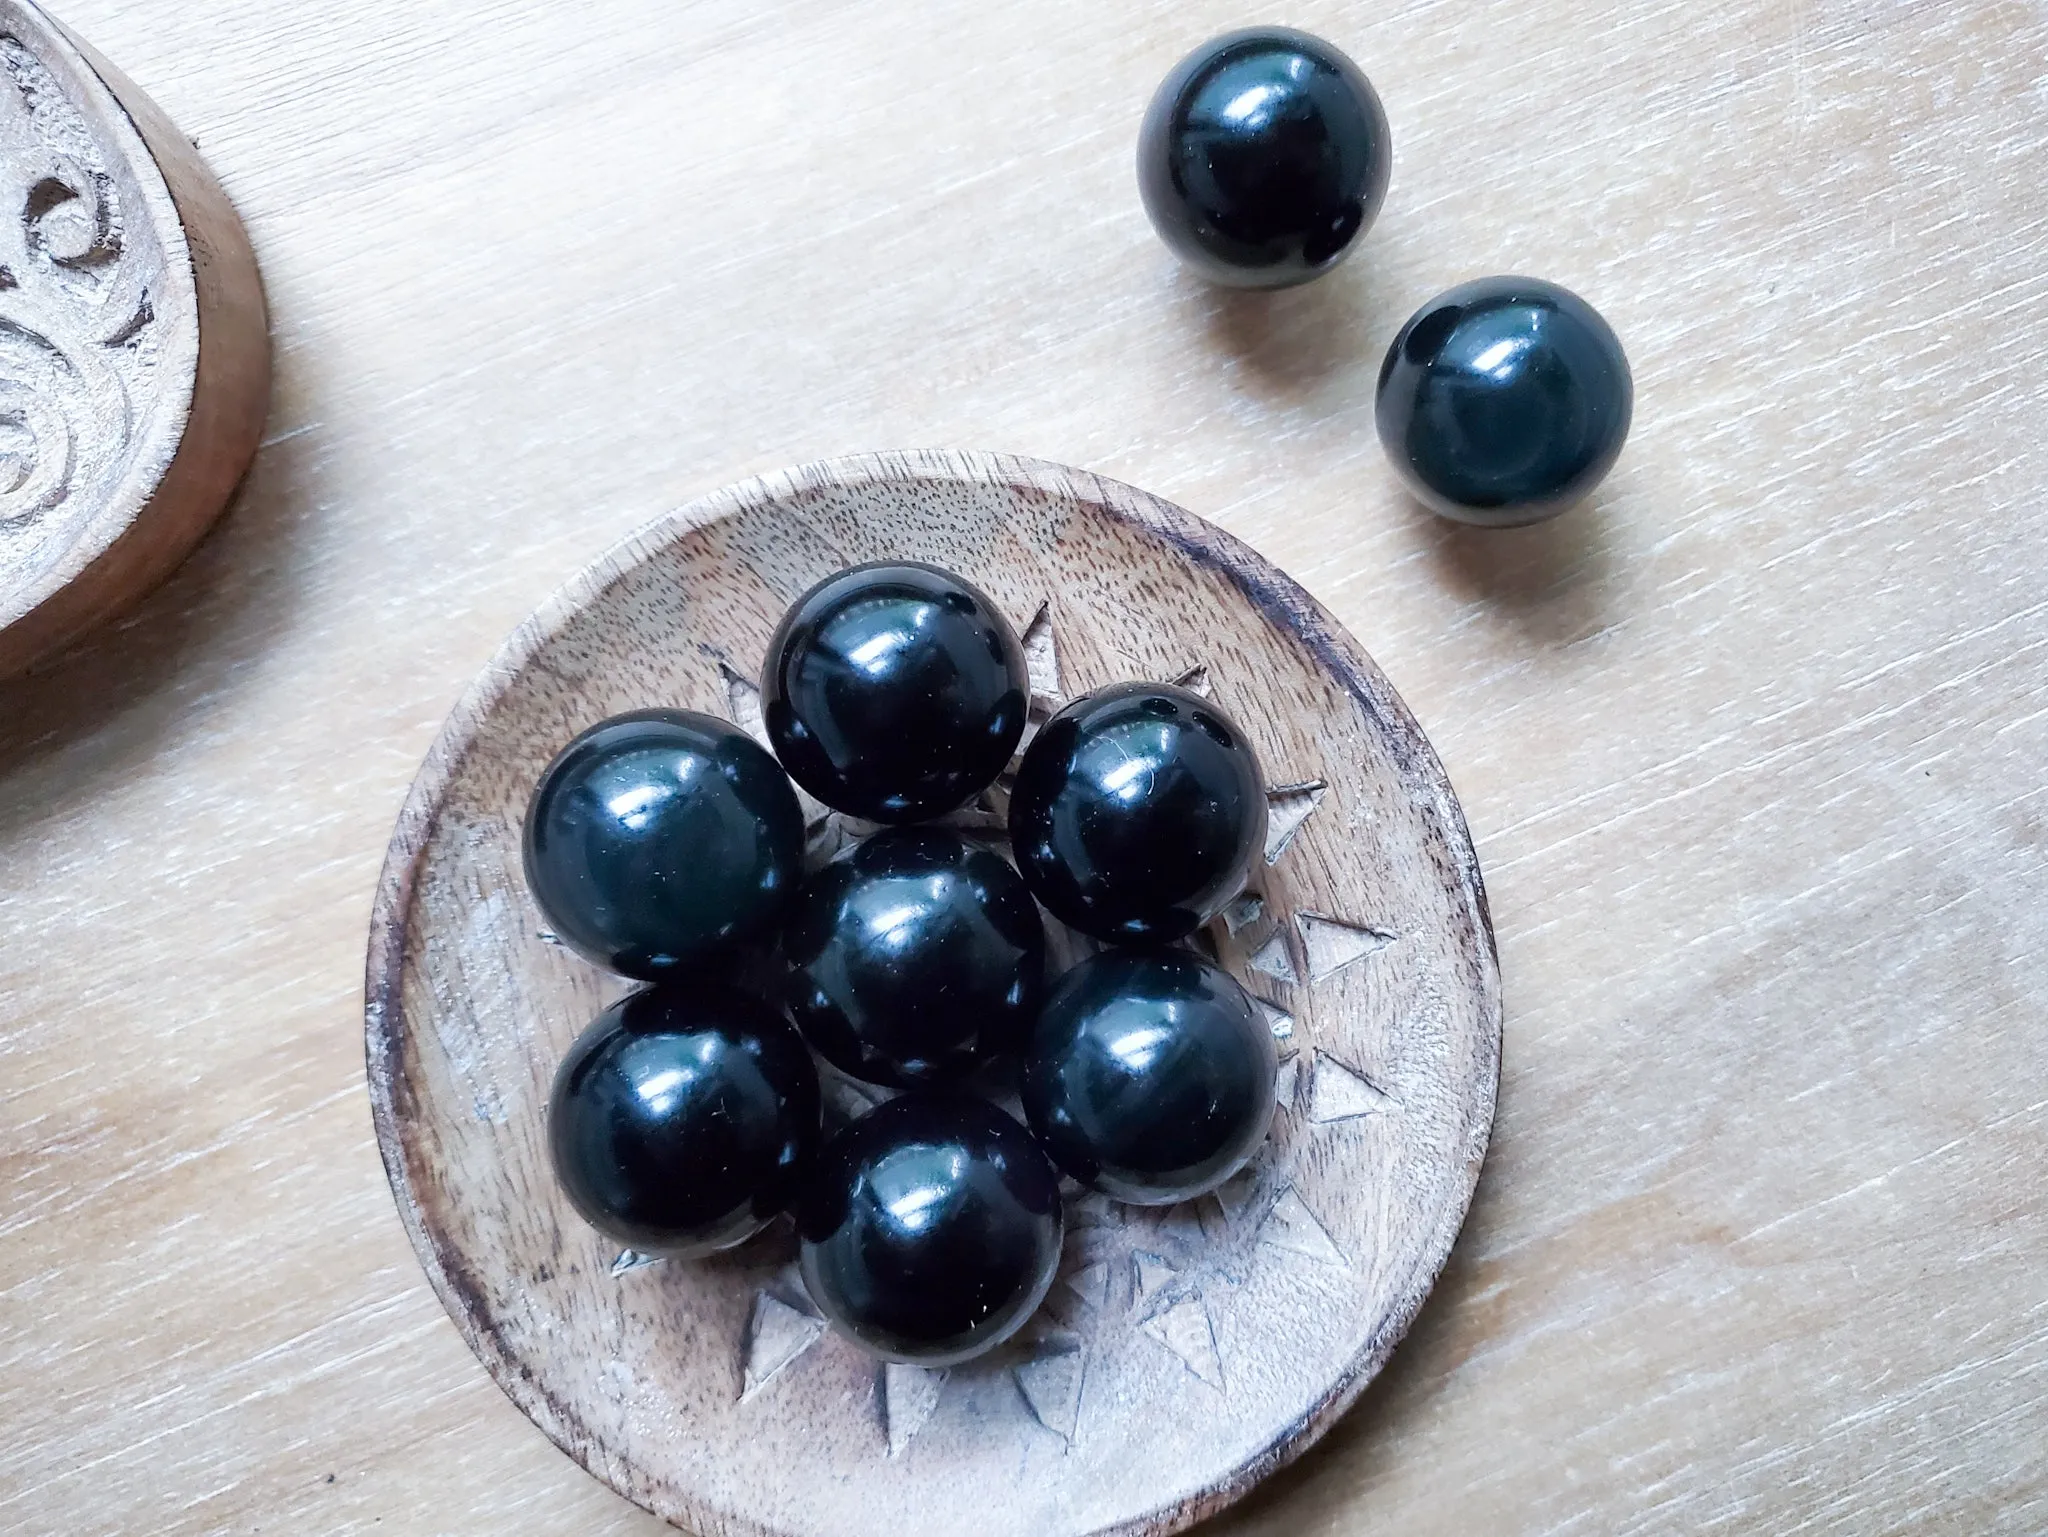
0, 0, 267, 677
0, 26, 153, 543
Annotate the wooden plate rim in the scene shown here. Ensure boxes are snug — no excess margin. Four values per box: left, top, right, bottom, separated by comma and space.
363, 448, 1501, 1537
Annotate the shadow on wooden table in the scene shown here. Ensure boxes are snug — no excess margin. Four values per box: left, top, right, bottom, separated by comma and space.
1423, 489, 1621, 646
0, 428, 308, 837
1174, 262, 1401, 402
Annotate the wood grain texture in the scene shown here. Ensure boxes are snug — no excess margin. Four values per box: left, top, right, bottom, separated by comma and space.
0, 1, 2044, 1534
365, 451, 1498, 1537
0, 0, 267, 676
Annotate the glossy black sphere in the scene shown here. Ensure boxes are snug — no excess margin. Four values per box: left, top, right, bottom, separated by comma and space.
548, 984, 820, 1255
1138, 26, 1391, 289
1008, 682, 1267, 944
523, 709, 804, 979
760, 562, 1028, 824
1376, 276, 1634, 526
784, 827, 1045, 1088
798, 1093, 1062, 1365
1022, 950, 1277, 1205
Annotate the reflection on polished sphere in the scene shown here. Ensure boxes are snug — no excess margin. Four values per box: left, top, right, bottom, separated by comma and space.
522, 709, 804, 978
761, 561, 1027, 823
798, 1094, 1063, 1365
1376, 276, 1633, 525
548, 984, 820, 1254
1008, 682, 1266, 943
783, 827, 1045, 1087
1022, 950, 1277, 1204
1138, 26, 1391, 288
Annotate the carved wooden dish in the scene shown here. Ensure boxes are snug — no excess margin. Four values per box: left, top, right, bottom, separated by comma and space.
0, 0, 268, 676
365, 452, 1500, 1537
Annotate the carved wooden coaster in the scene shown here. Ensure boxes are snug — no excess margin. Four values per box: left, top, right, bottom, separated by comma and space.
365, 452, 1501, 1537
0, 0, 268, 676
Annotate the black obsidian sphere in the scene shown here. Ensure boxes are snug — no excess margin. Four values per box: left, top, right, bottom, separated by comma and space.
1376, 276, 1634, 526
548, 984, 820, 1255
760, 562, 1027, 824
1021, 950, 1277, 1205
798, 1093, 1062, 1364
1138, 26, 1391, 289
783, 827, 1045, 1088
523, 709, 804, 979
1008, 682, 1267, 944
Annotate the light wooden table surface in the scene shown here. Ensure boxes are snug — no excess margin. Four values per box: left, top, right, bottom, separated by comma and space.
4, 1, 2044, 1533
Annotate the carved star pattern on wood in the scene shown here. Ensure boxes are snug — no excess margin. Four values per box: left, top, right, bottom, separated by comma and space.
601, 609, 1410, 1456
